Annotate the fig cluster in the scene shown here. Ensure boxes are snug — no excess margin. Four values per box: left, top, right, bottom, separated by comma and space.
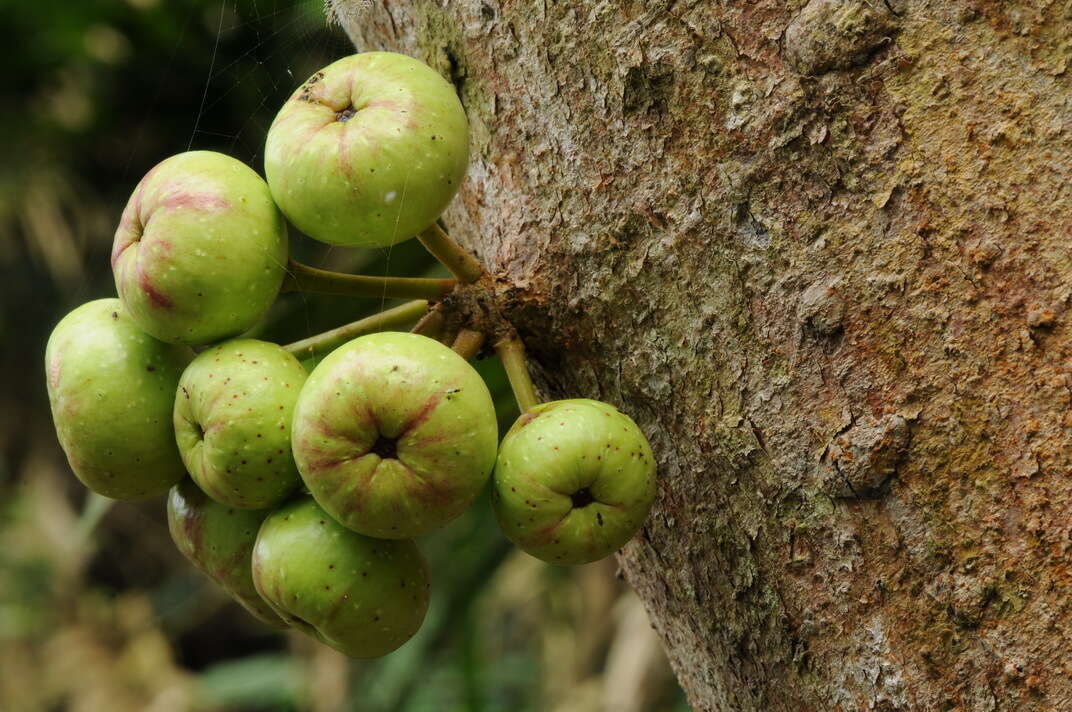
44, 52, 656, 659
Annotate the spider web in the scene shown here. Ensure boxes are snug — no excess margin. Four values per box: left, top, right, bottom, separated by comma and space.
163, 0, 422, 344
183, 0, 351, 164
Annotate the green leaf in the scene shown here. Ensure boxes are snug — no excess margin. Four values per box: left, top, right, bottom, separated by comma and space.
196, 653, 305, 710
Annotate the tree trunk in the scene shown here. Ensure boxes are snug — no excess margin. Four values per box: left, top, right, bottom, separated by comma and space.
330, 2, 1072, 709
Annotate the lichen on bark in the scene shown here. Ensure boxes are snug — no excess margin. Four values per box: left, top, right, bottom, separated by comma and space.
332, 1, 1072, 709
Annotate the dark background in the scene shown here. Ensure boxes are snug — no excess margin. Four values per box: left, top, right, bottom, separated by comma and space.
0, 1, 686, 709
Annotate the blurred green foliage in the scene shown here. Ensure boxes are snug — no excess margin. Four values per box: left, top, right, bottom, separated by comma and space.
0, 2, 687, 710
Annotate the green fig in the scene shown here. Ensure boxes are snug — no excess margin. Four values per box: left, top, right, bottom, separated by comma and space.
174, 339, 306, 509
252, 497, 430, 658
167, 479, 286, 627
111, 150, 288, 345
491, 399, 657, 565
45, 299, 191, 500
264, 52, 469, 247
291, 332, 498, 539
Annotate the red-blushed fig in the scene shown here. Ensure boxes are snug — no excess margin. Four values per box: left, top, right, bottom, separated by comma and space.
167, 479, 286, 627
264, 52, 469, 247
45, 299, 192, 500
252, 497, 430, 658
174, 339, 305, 509
291, 332, 498, 539
112, 151, 287, 345
491, 399, 657, 565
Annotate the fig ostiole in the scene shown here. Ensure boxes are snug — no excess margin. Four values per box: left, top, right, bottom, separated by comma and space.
264, 52, 469, 248
167, 479, 285, 627
45, 299, 192, 500
252, 497, 430, 658
174, 339, 306, 510
491, 399, 657, 565
291, 331, 498, 539
112, 150, 287, 345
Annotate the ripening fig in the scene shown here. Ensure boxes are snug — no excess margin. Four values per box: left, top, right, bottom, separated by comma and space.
174, 339, 306, 509
291, 332, 498, 539
264, 52, 469, 248
252, 497, 430, 658
167, 479, 285, 627
491, 399, 657, 565
45, 299, 191, 500
111, 151, 288, 345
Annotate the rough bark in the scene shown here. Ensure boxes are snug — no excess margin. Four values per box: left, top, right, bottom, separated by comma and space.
330, 2, 1072, 709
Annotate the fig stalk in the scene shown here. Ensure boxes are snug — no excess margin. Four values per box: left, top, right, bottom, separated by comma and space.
282, 300, 429, 361
410, 308, 446, 341
281, 259, 456, 300
451, 328, 485, 360
495, 336, 540, 413
417, 223, 485, 284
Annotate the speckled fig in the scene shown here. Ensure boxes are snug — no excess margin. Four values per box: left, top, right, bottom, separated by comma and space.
252, 497, 430, 658
491, 399, 657, 565
112, 150, 287, 345
174, 339, 306, 509
45, 299, 192, 500
264, 52, 469, 247
291, 331, 497, 539
167, 479, 285, 627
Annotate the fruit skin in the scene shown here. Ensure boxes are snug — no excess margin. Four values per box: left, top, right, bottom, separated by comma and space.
291, 331, 498, 539
45, 299, 192, 500
252, 497, 430, 658
167, 479, 286, 627
174, 339, 306, 509
111, 150, 287, 345
491, 399, 657, 565
264, 52, 469, 248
